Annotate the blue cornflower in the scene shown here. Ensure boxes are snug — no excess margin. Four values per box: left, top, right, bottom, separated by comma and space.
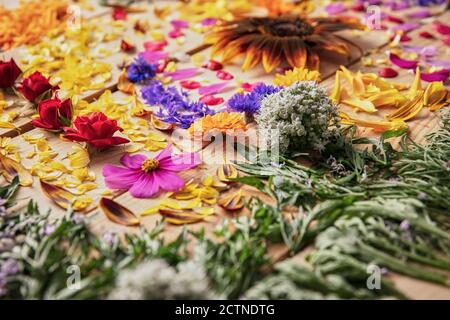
126, 57, 157, 83
227, 84, 281, 115
141, 80, 215, 128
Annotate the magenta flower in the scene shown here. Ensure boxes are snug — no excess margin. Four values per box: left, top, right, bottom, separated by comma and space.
102, 144, 201, 198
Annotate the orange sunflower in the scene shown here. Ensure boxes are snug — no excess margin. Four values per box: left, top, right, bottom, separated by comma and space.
205, 16, 366, 73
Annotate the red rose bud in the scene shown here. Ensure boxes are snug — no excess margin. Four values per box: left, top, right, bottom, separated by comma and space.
202, 60, 223, 71
63, 112, 129, 150
216, 70, 234, 80
0, 58, 22, 88
112, 6, 127, 21
419, 31, 434, 39
200, 95, 224, 106
31, 98, 72, 131
120, 39, 135, 53
180, 80, 201, 90
18, 71, 56, 103
378, 67, 398, 78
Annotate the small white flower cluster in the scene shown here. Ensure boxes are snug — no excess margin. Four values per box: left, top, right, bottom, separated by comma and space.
108, 259, 220, 300
256, 81, 340, 154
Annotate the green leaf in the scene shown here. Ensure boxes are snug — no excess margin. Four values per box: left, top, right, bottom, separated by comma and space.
382, 128, 408, 140
230, 176, 265, 190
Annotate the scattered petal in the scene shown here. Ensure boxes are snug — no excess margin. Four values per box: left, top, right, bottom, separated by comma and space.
100, 197, 140, 226
379, 67, 398, 78
389, 53, 418, 69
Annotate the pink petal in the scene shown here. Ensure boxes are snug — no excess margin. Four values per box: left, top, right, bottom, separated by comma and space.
426, 59, 450, 69
389, 53, 418, 69
198, 81, 231, 96
201, 18, 218, 26
403, 45, 437, 58
408, 9, 430, 19
140, 51, 169, 63
325, 3, 346, 15
155, 144, 173, 161
391, 23, 419, 33
102, 165, 141, 190
164, 68, 201, 81
419, 69, 450, 82
153, 170, 185, 192
168, 28, 184, 39
159, 152, 201, 172
120, 154, 146, 169
171, 19, 189, 29
129, 173, 159, 198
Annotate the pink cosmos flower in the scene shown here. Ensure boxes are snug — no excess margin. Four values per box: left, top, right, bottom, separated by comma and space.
102, 144, 200, 198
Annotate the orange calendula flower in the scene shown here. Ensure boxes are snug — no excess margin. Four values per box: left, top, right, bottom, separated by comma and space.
274, 67, 321, 86
188, 112, 247, 136
205, 16, 366, 72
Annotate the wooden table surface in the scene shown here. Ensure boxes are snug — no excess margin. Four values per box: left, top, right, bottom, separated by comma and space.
1, 0, 449, 299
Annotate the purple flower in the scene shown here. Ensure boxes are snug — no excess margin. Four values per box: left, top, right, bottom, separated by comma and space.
103, 145, 200, 198
1, 259, 19, 276
44, 223, 56, 236
126, 56, 157, 83
399, 220, 411, 231
72, 213, 85, 224
141, 80, 214, 128
102, 231, 117, 246
227, 83, 281, 115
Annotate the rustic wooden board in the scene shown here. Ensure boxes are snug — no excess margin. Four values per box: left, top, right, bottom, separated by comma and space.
2, 1, 449, 299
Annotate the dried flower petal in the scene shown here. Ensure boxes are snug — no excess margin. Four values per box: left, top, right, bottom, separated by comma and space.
40, 180, 86, 211
217, 164, 238, 182
389, 53, 418, 69
218, 190, 244, 211
0, 154, 33, 186
100, 197, 140, 226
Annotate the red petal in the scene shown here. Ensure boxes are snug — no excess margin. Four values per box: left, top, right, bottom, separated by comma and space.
216, 70, 234, 80
433, 22, 450, 36
112, 7, 127, 21
202, 60, 223, 71
180, 80, 201, 90
378, 67, 398, 78
387, 16, 404, 24
199, 95, 224, 106
419, 31, 435, 39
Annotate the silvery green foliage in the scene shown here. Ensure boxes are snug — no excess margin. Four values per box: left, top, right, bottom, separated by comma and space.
108, 259, 221, 300
243, 275, 331, 300
256, 81, 340, 154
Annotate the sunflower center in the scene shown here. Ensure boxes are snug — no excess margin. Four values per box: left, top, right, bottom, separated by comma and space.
265, 17, 314, 37
141, 158, 159, 172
